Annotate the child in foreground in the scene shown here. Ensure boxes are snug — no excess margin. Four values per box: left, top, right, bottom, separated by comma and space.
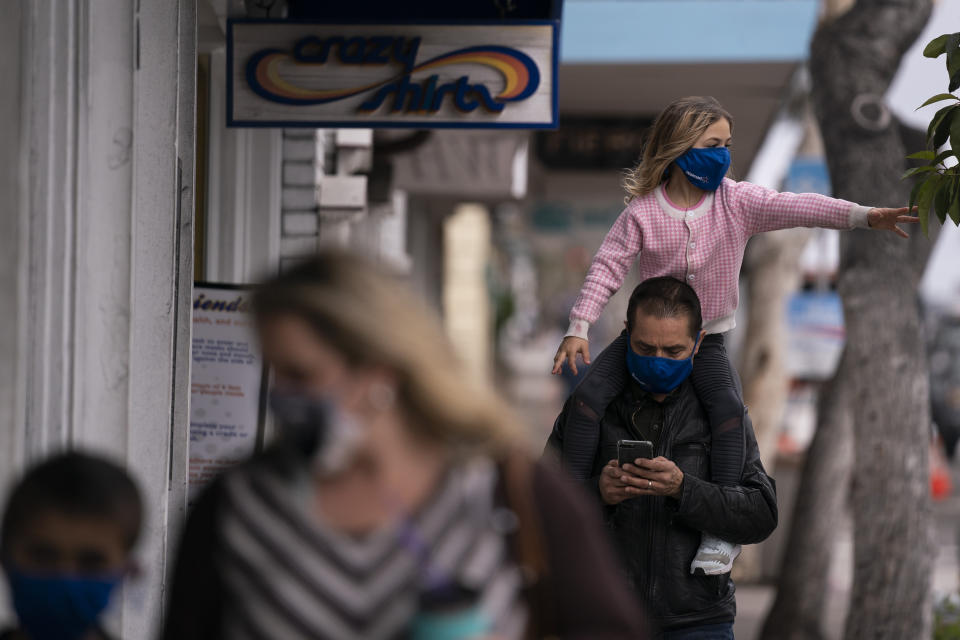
552, 96, 917, 575
0, 452, 142, 640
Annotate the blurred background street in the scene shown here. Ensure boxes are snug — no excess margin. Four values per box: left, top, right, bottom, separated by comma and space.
2, 0, 960, 637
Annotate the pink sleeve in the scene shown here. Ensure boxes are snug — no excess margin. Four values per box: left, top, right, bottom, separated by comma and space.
731, 180, 870, 236
570, 206, 642, 325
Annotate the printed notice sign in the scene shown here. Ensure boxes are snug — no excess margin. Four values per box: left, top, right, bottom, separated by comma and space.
189, 284, 266, 501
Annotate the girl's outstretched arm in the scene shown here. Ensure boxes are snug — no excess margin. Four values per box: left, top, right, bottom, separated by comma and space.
730, 180, 905, 236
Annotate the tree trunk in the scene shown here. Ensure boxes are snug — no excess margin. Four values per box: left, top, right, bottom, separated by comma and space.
740, 228, 813, 469
734, 228, 811, 584
808, 1, 936, 638
760, 350, 853, 640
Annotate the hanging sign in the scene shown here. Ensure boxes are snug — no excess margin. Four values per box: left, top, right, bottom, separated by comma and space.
536, 116, 655, 170
188, 284, 267, 502
785, 290, 845, 381
227, 20, 558, 129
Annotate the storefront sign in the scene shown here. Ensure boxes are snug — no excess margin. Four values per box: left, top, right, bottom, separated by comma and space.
785, 290, 845, 380
227, 20, 557, 128
189, 284, 266, 501
536, 116, 654, 170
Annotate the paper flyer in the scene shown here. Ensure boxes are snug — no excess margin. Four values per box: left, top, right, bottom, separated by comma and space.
188, 284, 265, 501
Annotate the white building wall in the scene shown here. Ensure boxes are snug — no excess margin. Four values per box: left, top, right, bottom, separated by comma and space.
277, 127, 409, 270
0, 1, 197, 636
204, 50, 283, 284
1, 2, 411, 633
0, 0, 26, 528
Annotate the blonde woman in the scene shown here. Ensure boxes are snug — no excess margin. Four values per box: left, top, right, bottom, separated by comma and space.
163, 251, 647, 640
550, 95, 917, 575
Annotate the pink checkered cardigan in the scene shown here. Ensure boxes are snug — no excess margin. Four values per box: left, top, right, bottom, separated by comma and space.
568, 178, 871, 337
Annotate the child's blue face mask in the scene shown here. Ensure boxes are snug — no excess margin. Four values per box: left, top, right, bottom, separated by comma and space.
5, 567, 121, 640
626, 336, 700, 395
674, 146, 730, 191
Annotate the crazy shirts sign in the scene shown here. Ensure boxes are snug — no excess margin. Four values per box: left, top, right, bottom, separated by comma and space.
227, 20, 558, 128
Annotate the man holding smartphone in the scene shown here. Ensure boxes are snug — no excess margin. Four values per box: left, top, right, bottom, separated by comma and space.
546, 277, 778, 640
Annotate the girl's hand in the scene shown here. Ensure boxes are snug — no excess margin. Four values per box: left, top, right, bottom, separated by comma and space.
552, 336, 591, 375
867, 206, 920, 238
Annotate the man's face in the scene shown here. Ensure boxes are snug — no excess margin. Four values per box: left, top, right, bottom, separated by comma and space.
6, 510, 130, 576
628, 311, 701, 360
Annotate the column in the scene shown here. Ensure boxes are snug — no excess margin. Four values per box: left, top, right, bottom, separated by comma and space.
4, 1, 197, 636
443, 204, 493, 381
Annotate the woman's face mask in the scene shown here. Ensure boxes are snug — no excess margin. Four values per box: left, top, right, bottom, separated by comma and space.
259, 315, 376, 475
269, 390, 364, 475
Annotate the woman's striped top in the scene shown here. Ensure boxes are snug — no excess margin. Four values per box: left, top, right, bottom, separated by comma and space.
215, 459, 528, 640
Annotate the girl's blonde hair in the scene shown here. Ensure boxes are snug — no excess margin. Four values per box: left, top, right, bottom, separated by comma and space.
253, 250, 521, 454
623, 96, 734, 203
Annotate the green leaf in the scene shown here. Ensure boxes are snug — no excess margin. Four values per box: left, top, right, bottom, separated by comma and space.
917, 175, 941, 235
935, 107, 957, 148
949, 34, 960, 90
925, 34, 949, 58
909, 178, 924, 212
935, 179, 953, 224
918, 93, 958, 109
902, 165, 940, 179
949, 34, 960, 92
907, 150, 937, 161
934, 149, 959, 165
918, 175, 939, 214
927, 104, 957, 144
952, 114, 960, 156
949, 182, 960, 225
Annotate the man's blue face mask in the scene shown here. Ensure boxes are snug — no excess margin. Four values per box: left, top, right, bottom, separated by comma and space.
5, 566, 121, 640
626, 335, 700, 395
673, 146, 730, 192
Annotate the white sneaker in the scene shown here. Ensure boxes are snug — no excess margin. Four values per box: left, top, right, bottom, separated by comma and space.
690, 534, 741, 576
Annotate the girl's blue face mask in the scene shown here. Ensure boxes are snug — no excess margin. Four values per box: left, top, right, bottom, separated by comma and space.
626, 336, 700, 395
673, 146, 730, 191
4, 567, 121, 640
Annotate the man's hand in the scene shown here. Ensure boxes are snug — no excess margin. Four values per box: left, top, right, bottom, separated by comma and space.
619, 456, 685, 499
552, 336, 591, 375
600, 457, 685, 503
867, 206, 919, 239
599, 460, 632, 505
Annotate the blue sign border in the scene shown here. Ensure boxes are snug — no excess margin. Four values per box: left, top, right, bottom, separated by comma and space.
226, 19, 560, 130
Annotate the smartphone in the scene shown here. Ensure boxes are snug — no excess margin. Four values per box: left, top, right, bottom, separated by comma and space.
617, 439, 654, 467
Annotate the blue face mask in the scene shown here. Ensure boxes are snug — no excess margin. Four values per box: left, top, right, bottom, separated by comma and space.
626, 337, 700, 395
5, 567, 121, 640
673, 147, 730, 191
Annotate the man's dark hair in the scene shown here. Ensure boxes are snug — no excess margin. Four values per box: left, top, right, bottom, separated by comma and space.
0, 452, 143, 555
626, 277, 703, 340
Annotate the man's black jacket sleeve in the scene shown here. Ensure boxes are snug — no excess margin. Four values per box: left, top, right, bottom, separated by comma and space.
670, 412, 778, 545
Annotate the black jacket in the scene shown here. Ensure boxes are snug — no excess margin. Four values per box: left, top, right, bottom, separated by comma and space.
546, 375, 778, 632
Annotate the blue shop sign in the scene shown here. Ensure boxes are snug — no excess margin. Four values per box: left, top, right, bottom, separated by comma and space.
228, 20, 559, 129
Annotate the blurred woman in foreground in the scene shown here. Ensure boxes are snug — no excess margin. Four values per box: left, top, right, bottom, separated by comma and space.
162, 251, 647, 640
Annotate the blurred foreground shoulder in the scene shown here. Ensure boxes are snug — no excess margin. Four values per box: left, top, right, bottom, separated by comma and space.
530, 457, 651, 639
161, 475, 228, 640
